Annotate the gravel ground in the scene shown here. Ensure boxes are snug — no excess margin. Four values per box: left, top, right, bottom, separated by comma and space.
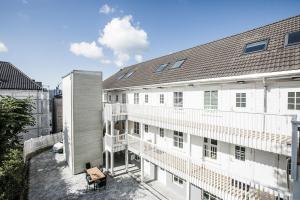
28, 150, 161, 200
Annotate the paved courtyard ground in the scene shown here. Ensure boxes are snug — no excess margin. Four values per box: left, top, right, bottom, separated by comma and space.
28, 150, 163, 200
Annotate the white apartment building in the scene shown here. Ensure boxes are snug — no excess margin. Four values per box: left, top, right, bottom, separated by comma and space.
0, 61, 51, 140
102, 15, 300, 200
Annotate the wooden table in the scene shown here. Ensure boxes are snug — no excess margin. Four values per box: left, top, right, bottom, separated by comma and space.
86, 167, 106, 182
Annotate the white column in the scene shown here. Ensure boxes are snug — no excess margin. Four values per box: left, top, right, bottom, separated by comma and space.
110, 121, 114, 176
105, 150, 109, 171
111, 152, 114, 176
186, 133, 191, 200
141, 157, 144, 182
125, 120, 129, 172
140, 122, 144, 182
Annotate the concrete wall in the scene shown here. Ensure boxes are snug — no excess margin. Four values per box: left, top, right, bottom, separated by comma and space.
165, 170, 186, 199
0, 89, 51, 140
190, 184, 202, 200
63, 70, 103, 174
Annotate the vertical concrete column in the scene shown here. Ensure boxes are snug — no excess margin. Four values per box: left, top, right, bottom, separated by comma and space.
110, 120, 114, 176
141, 157, 144, 182
105, 151, 109, 171
186, 133, 191, 200
111, 152, 114, 176
125, 119, 129, 172
105, 120, 109, 136
140, 122, 144, 182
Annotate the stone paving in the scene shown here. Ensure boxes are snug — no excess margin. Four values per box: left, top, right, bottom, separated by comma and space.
28, 150, 162, 200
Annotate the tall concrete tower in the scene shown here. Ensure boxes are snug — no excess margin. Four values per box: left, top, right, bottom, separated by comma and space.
62, 70, 103, 174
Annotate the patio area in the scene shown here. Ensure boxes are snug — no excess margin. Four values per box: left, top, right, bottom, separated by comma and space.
28, 150, 163, 200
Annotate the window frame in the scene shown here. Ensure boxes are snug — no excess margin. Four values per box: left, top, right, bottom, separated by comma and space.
134, 93, 139, 104
115, 95, 119, 102
159, 128, 164, 137
122, 93, 127, 104
243, 39, 269, 54
173, 92, 183, 108
173, 175, 184, 186
285, 31, 300, 47
145, 94, 149, 103
236, 93, 246, 108
156, 63, 169, 72
173, 131, 183, 149
204, 90, 218, 110
171, 59, 186, 69
204, 137, 218, 160
160, 94, 164, 104
134, 122, 140, 135
235, 145, 246, 161
144, 124, 149, 133
288, 92, 300, 110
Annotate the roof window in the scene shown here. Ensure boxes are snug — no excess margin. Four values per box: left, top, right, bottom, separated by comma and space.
244, 40, 268, 54
124, 71, 135, 79
285, 31, 300, 46
171, 59, 185, 69
156, 63, 168, 72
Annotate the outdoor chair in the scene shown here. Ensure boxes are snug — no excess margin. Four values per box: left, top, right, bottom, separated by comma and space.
85, 162, 91, 170
96, 178, 106, 190
86, 174, 95, 191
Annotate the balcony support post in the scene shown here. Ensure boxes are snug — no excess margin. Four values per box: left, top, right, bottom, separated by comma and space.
105, 150, 109, 172
141, 157, 144, 182
111, 151, 114, 176
110, 120, 114, 176
125, 119, 129, 172
140, 122, 144, 182
291, 119, 300, 180
186, 133, 191, 200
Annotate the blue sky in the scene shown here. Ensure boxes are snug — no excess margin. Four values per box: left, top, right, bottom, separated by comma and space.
0, 0, 299, 88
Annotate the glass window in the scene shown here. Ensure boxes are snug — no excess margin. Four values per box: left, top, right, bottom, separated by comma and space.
159, 128, 164, 137
173, 131, 183, 148
171, 59, 185, 69
244, 40, 268, 53
286, 31, 300, 46
204, 137, 217, 159
160, 94, 164, 104
122, 93, 126, 104
109, 95, 112, 102
134, 122, 140, 134
204, 91, 218, 109
174, 92, 183, 107
134, 93, 139, 104
115, 95, 119, 102
288, 92, 300, 110
156, 63, 168, 72
173, 175, 184, 186
145, 94, 149, 103
117, 73, 126, 80
124, 71, 135, 79
144, 124, 148, 133
202, 190, 221, 200
235, 146, 245, 161
236, 93, 246, 108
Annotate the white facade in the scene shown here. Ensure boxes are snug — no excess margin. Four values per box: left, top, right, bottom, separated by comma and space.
104, 75, 300, 200
0, 89, 51, 140
63, 70, 103, 175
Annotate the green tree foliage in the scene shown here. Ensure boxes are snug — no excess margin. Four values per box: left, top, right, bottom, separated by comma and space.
0, 96, 35, 200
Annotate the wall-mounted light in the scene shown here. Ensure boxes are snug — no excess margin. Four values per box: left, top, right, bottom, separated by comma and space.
236, 80, 246, 84
157, 87, 164, 89
188, 83, 194, 87
291, 77, 300, 81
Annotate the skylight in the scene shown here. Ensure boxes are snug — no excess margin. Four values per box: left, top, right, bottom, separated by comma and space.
285, 31, 300, 46
156, 63, 168, 72
244, 40, 268, 54
117, 73, 126, 80
171, 59, 185, 69
124, 71, 135, 79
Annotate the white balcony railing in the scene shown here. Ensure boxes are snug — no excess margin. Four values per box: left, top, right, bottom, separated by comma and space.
104, 103, 296, 155
104, 130, 127, 152
127, 134, 289, 200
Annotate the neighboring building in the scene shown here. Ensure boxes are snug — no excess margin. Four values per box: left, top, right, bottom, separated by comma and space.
0, 61, 51, 140
62, 70, 103, 175
50, 87, 63, 133
103, 16, 300, 199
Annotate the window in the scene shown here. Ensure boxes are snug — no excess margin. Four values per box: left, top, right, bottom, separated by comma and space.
244, 40, 268, 53
236, 93, 246, 108
159, 128, 164, 137
122, 93, 126, 104
287, 159, 291, 175
134, 93, 139, 104
134, 122, 140, 134
203, 190, 221, 200
204, 138, 217, 159
204, 91, 218, 109
116, 95, 119, 102
134, 155, 140, 161
174, 92, 183, 107
173, 131, 183, 149
104, 94, 108, 102
145, 94, 149, 103
235, 146, 245, 161
117, 73, 126, 80
288, 92, 300, 110
124, 71, 135, 79
156, 63, 168, 72
285, 31, 300, 46
171, 59, 185, 69
144, 124, 148, 133
173, 175, 184, 186
160, 94, 164, 104
109, 95, 112, 102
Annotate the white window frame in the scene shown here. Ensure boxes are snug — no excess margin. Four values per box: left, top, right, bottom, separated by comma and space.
134, 122, 140, 135
122, 93, 126, 104
173, 131, 183, 149
236, 93, 246, 108
159, 128, 164, 137
145, 94, 149, 103
288, 92, 300, 110
144, 124, 148, 133
173, 175, 184, 186
204, 137, 217, 159
235, 145, 245, 161
204, 91, 218, 110
285, 31, 300, 47
173, 92, 183, 107
203, 190, 221, 200
115, 95, 119, 102
134, 93, 139, 104
108, 95, 112, 102
160, 94, 164, 104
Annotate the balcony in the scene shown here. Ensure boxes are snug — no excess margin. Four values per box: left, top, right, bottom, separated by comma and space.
104, 130, 127, 152
104, 103, 297, 155
127, 134, 290, 200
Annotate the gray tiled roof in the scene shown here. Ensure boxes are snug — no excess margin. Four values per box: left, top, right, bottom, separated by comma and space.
0, 61, 42, 90
103, 15, 300, 90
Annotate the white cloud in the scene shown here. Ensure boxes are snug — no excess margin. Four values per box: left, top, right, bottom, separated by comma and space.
98, 15, 149, 67
100, 59, 112, 64
99, 4, 115, 14
0, 42, 8, 53
135, 54, 143, 63
22, 0, 29, 4
70, 41, 103, 59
